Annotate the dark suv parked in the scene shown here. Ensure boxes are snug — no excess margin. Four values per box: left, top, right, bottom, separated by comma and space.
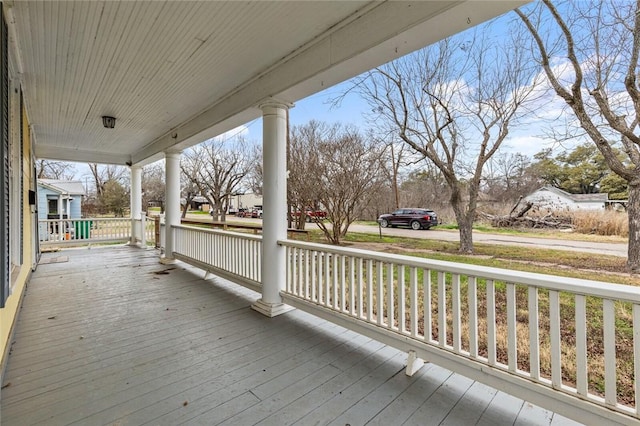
377, 208, 438, 230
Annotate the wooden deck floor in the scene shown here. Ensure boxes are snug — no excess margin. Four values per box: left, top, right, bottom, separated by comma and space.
1, 246, 582, 425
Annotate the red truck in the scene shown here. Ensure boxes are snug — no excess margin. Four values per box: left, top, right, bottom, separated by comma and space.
291, 209, 327, 222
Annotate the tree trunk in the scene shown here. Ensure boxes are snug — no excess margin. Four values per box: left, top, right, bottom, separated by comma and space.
457, 214, 474, 254
628, 183, 640, 273
450, 193, 474, 253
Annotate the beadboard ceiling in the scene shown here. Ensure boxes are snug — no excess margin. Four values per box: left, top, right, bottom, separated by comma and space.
5, 1, 525, 166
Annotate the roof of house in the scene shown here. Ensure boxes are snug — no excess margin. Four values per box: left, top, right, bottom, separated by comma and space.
529, 186, 608, 203
38, 179, 85, 195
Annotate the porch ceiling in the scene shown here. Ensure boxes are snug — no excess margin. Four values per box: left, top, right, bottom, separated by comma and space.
6, 1, 525, 166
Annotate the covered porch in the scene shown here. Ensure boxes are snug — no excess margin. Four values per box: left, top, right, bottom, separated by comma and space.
2, 246, 577, 425
2, 2, 638, 425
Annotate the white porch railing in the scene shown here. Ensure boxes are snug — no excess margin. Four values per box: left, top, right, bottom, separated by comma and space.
280, 239, 639, 425
39, 217, 155, 246
169, 224, 639, 425
172, 225, 262, 293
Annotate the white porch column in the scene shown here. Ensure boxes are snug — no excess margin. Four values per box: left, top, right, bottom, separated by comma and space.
129, 165, 143, 246
162, 151, 181, 263
252, 99, 293, 317
58, 194, 63, 220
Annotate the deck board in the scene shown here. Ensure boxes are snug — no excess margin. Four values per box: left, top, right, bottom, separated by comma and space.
1, 246, 583, 425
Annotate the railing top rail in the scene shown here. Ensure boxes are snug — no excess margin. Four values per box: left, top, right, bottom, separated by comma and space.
39, 217, 131, 222
173, 223, 262, 242
279, 239, 640, 303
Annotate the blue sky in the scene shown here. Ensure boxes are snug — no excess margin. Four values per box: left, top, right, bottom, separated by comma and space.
236, 76, 562, 161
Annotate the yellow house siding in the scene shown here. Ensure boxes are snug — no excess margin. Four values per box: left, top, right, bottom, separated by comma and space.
1, 95, 33, 373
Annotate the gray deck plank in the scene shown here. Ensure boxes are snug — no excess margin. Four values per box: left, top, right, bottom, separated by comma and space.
364, 363, 451, 426
515, 401, 554, 426
15, 316, 336, 425
439, 380, 498, 425
401, 372, 474, 426
85, 321, 354, 425
475, 390, 524, 426
294, 350, 411, 426
0, 246, 585, 426
157, 333, 381, 425
252, 343, 397, 426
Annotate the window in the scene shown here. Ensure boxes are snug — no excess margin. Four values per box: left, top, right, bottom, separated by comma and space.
48, 198, 58, 215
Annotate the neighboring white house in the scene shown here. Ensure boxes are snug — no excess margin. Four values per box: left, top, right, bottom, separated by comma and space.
525, 186, 608, 211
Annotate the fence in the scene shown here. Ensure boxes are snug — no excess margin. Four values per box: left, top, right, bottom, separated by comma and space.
39, 217, 155, 247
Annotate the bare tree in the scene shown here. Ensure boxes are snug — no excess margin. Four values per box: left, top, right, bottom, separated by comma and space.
142, 162, 165, 213
36, 159, 76, 180
181, 137, 259, 222
288, 121, 326, 230
289, 121, 384, 244
88, 163, 128, 197
484, 152, 540, 204
377, 134, 415, 211
354, 23, 542, 252
516, 0, 640, 271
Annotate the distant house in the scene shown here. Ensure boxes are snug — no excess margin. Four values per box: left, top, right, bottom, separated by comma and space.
37, 179, 85, 220
524, 186, 608, 211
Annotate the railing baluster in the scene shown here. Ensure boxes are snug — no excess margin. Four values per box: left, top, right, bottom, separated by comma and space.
316, 252, 322, 304
506, 283, 517, 372
487, 279, 496, 365
550, 290, 562, 389
575, 294, 587, 395
304, 249, 310, 300
387, 263, 394, 329
333, 254, 339, 310
292, 247, 299, 296
634, 304, 640, 416
468, 276, 478, 358
603, 298, 617, 406
325, 253, 331, 307
350, 257, 356, 316
286, 246, 292, 293
452, 273, 461, 352
376, 261, 383, 326
438, 271, 446, 347
399, 265, 406, 333
312, 250, 317, 302
529, 286, 540, 381
367, 260, 373, 322
425, 269, 432, 342
410, 267, 418, 339
340, 255, 346, 312
357, 258, 364, 318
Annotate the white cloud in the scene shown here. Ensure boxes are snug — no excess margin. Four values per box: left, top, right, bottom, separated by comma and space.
502, 133, 556, 157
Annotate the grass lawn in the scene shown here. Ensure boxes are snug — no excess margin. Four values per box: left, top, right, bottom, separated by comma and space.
299, 228, 637, 286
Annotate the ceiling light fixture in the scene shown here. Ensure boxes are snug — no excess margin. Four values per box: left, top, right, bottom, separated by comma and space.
102, 116, 116, 129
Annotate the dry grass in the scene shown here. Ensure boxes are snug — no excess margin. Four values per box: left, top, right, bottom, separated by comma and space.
569, 210, 629, 237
